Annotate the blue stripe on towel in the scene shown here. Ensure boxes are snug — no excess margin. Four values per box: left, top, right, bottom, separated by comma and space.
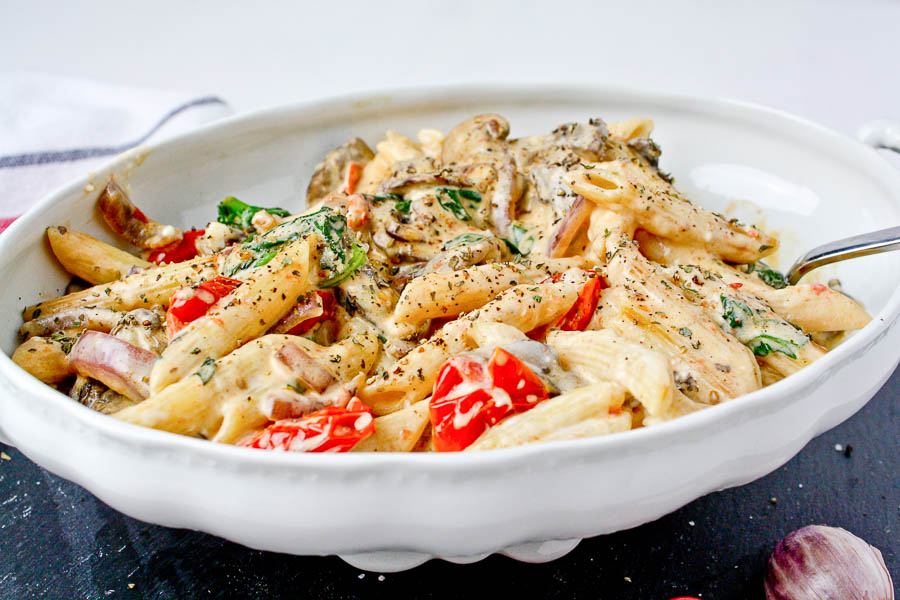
0, 96, 227, 169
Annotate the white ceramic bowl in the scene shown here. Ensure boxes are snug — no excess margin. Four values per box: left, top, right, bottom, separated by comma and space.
1, 86, 899, 572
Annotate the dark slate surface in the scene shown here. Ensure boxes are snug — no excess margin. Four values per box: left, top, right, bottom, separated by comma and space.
1, 369, 897, 600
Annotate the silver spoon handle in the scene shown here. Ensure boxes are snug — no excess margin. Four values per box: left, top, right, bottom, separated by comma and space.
786, 225, 900, 284
858, 119, 900, 154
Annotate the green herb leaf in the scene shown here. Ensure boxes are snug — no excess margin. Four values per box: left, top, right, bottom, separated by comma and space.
195, 357, 216, 384
436, 187, 477, 221
364, 193, 409, 214
217, 196, 290, 230
720, 295, 753, 329
443, 233, 487, 250
49, 331, 75, 354
502, 224, 535, 256
223, 207, 367, 282
318, 242, 367, 288
748, 334, 798, 359
754, 262, 788, 289
678, 327, 692, 338
286, 381, 307, 394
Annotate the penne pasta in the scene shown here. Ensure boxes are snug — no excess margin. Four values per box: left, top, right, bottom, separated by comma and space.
466, 382, 626, 450
351, 401, 430, 452
47, 226, 152, 284
23, 255, 218, 321
149, 237, 316, 394
636, 231, 871, 333
547, 329, 674, 418
603, 244, 762, 404
564, 160, 777, 263
117, 331, 377, 443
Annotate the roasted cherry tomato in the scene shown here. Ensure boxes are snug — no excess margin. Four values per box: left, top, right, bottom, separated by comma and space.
487, 347, 548, 411
147, 229, 204, 264
343, 162, 364, 195
430, 348, 549, 452
287, 290, 337, 335
165, 276, 242, 338
557, 275, 604, 331
240, 398, 375, 452
529, 273, 605, 340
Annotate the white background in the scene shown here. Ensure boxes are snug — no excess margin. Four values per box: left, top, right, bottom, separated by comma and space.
1, 0, 898, 148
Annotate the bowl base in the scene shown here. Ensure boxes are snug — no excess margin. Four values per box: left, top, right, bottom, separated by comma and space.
338, 537, 582, 572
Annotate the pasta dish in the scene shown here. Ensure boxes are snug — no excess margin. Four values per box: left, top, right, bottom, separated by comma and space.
12, 114, 871, 453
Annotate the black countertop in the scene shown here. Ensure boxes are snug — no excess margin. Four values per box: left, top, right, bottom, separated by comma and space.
2, 368, 897, 599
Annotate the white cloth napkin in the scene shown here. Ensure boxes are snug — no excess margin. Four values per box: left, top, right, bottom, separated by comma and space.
0, 72, 232, 229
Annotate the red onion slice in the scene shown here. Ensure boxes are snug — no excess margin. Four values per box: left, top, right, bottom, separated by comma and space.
68, 331, 158, 401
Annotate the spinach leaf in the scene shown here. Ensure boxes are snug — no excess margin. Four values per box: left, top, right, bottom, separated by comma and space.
502, 224, 535, 256
754, 262, 788, 289
436, 187, 481, 221
720, 295, 753, 329
222, 207, 366, 285
748, 334, 798, 359
364, 193, 409, 214
318, 242, 367, 288
442, 233, 487, 250
217, 196, 290, 230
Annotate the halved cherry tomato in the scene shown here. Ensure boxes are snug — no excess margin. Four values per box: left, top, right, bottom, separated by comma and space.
430, 348, 549, 452
165, 276, 242, 338
287, 290, 337, 335
558, 275, 604, 331
529, 273, 606, 339
343, 162, 363, 194
240, 397, 375, 452
487, 347, 548, 411
147, 229, 204, 265
345, 193, 370, 230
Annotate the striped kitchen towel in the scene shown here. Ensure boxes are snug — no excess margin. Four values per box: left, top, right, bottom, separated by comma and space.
0, 72, 232, 232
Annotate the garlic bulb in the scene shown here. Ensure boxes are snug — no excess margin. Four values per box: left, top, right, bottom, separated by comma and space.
765, 525, 894, 600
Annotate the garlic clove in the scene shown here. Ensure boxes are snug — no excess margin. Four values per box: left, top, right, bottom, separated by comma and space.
765, 525, 894, 600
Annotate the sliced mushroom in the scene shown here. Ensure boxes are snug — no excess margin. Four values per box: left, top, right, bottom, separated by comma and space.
97, 176, 182, 249
70, 375, 137, 414
509, 119, 611, 219
546, 196, 593, 258
442, 114, 510, 165
487, 159, 523, 236
422, 235, 505, 274
547, 119, 609, 160
386, 222, 430, 243
306, 137, 375, 204
110, 306, 168, 355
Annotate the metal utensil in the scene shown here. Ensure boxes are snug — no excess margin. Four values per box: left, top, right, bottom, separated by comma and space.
786, 225, 900, 284
785, 120, 900, 284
